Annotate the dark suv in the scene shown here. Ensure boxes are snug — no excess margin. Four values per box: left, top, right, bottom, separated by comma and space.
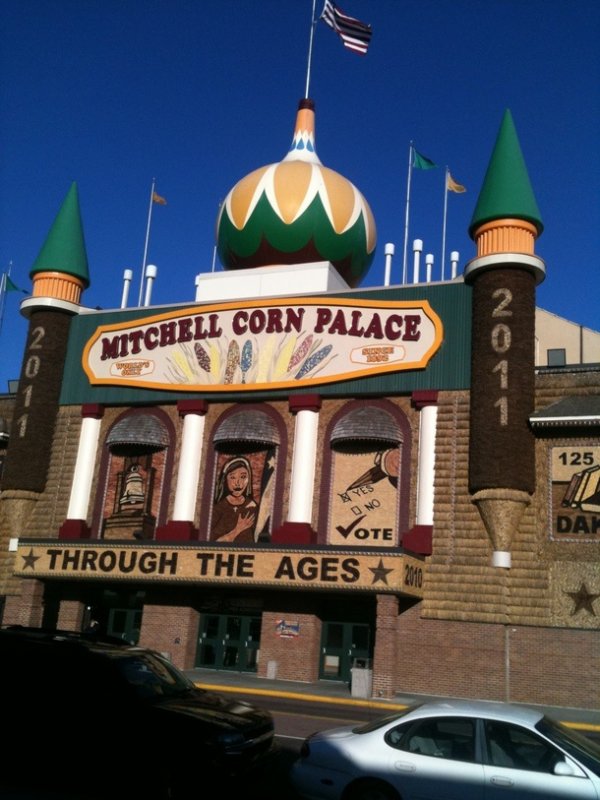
0, 626, 274, 799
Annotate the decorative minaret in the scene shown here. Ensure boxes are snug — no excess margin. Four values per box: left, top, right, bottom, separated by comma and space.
216, 98, 376, 287
0, 183, 89, 597
464, 110, 545, 568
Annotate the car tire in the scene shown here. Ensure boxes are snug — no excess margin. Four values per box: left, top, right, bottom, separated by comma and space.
345, 779, 401, 800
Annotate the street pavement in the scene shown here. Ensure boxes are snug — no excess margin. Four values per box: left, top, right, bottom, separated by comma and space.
185, 667, 600, 735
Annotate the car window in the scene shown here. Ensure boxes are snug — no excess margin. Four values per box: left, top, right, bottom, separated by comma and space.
386, 717, 476, 762
107, 650, 194, 699
484, 720, 562, 772
537, 716, 600, 777
353, 707, 416, 734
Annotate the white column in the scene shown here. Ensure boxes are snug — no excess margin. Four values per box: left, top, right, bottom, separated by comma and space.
413, 393, 439, 526
172, 401, 207, 521
66, 406, 104, 520
288, 396, 321, 524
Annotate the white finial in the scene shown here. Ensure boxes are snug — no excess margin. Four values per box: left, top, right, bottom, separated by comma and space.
412, 239, 423, 283
450, 251, 459, 279
121, 269, 133, 309
143, 264, 157, 307
425, 253, 434, 283
384, 243, 395, 286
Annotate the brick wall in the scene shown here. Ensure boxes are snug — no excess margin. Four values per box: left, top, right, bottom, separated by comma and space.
258, 610, 321, 682
139, 604, 200, 670
372, 594, 399, 698
57, 599, 85, 631
396, 603, 599, 709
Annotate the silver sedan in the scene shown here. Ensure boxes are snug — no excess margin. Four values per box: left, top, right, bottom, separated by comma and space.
291, 699, 600, 800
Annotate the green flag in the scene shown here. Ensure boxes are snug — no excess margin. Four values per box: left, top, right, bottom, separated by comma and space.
412, 148, 437, 170
5, 275, 26, 293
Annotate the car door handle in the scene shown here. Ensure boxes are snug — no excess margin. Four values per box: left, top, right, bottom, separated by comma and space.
490, 776, 514, 787
394, 762, 416, 773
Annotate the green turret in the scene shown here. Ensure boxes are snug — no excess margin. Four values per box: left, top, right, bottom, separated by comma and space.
469, 109, 543, 239
464, 110, 546, 569
31, 181, 90, 291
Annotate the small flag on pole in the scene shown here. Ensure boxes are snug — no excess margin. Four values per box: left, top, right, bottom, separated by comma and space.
412, 148, 438, 170
447, 172, 466, 193
152, 191, 167, 205
5, 275, 27, 293
321, 0, 372, 55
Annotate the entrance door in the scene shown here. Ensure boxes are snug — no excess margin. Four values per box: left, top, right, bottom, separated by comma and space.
196, 614, 261, 672
319, 621, 371, 683
107, 608, 142, 645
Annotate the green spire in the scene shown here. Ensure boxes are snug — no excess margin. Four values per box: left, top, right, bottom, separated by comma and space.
469, 110, 543, 239
30, 182, 90, 287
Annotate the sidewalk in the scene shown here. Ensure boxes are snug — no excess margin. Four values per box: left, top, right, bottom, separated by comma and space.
185, 667, 600, 734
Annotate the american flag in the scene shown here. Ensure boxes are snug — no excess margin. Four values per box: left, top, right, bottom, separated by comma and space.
321, 0, 372, 55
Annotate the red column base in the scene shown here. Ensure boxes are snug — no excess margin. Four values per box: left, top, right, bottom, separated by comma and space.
59, 519, 92, 540
271, 522, 318, 545
155, 521, 197, 541
402, 525, 432, 555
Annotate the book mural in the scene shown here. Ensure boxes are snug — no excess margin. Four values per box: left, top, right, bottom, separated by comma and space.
551, 446, 600, 541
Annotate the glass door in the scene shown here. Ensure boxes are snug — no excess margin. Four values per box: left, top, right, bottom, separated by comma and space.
319, 621, 371, 683
196, 614, 261, 672
107, 608, 142, 645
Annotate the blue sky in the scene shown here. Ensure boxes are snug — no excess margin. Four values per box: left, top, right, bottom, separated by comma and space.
1, 0, 598, 391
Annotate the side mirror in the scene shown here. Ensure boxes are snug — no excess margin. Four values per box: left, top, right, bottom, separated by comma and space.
553, 759, 585, 778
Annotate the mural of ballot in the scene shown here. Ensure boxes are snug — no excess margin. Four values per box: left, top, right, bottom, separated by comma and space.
346, 448, 399, 491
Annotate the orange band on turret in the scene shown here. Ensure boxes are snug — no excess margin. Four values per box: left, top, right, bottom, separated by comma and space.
32, 271, 84, 304
473, 218, 538, 257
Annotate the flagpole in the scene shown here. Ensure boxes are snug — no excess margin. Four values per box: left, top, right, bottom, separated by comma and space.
304, 0, 318, 98
441, 167, 449, 281
0, 270, 6, 338
0, 261, 13, 338
138, 179, 156, 306
402, 143, 413, 285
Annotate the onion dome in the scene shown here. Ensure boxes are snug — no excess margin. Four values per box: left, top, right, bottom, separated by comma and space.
216, 99, 376, 288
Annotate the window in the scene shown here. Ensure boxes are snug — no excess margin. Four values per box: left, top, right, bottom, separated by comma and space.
387, 717, 476, 762
547, 348, 566, 367
484, 720, 561, 772
208, 408, 282, 544
326, 403, 406, 548
96, 410, 173, 540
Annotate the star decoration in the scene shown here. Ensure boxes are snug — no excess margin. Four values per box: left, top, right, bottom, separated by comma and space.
369, 559, 394, 585
21, 548, 40, 570
565, 582, 599, 616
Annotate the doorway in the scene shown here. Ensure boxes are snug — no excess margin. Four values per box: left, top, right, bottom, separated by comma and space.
319, 621, 371, 683
195, 613, 261, 672
107, 607, 142, 645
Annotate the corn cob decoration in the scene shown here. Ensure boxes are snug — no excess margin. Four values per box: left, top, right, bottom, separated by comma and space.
224, 340, 240, 384
287, 334, 313, 372
194, 342, 211, 373
240, 340, 253, 383
295, 344, 333, 379
273, 334, 297, 379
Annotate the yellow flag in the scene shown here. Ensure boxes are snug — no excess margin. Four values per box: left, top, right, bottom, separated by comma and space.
447, 172, 466, 193
152, 191, 167, 205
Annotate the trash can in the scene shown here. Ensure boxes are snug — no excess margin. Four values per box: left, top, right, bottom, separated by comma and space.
350, 658, 372, 698
267, 660, 278, 679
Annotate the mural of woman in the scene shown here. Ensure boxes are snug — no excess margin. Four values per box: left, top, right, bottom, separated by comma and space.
211, 456, 257, 543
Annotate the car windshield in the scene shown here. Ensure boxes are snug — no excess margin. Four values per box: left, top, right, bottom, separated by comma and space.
107, 649, 195, 699
352, 705, 418, 734
537, 716, 600, 777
